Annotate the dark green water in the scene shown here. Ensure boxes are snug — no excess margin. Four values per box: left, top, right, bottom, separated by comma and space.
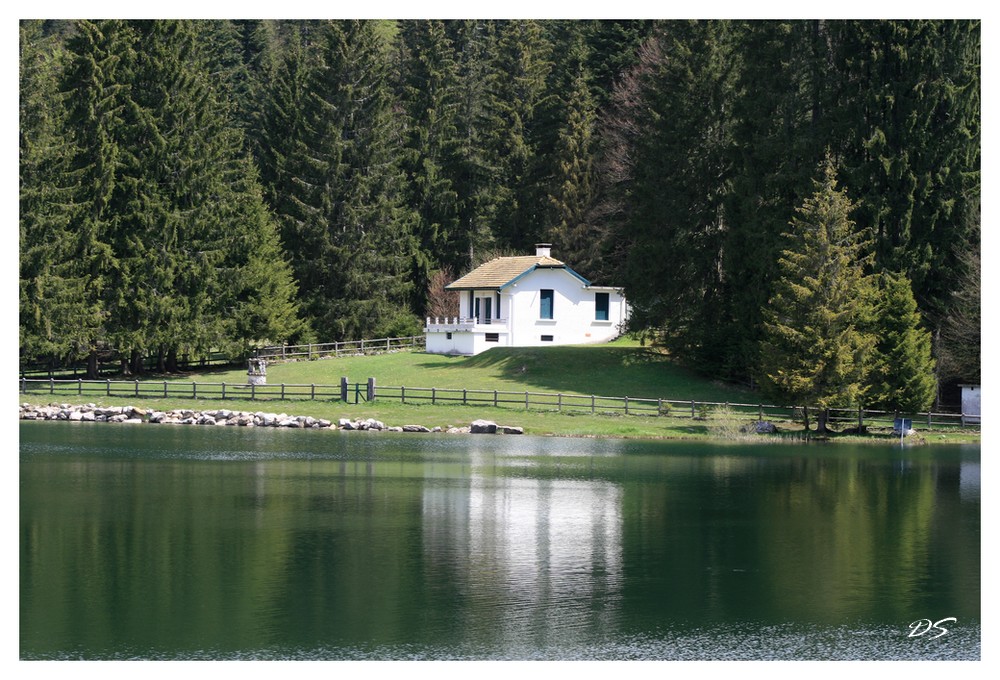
20, 421, 980, 660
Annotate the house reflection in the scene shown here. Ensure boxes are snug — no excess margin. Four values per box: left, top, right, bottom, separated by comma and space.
420, 448, 624, 648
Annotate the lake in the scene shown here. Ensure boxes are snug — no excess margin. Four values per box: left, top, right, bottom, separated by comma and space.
19, 421, 980, 660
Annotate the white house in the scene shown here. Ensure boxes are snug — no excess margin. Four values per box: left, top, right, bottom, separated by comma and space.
425, 244, 628, 356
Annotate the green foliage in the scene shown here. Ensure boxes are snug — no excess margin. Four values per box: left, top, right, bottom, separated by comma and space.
758, 159, 877, 414
865, 272, 937, 412
19, 19, 980, 393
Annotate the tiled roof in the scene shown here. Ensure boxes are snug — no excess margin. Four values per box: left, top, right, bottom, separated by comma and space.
446, 255, 567, 290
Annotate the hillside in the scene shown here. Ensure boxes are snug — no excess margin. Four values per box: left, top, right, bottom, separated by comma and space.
175, 341, 757, 405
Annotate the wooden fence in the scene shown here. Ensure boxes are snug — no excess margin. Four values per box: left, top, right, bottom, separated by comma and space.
255, 336, 425, 362
20, 335, 427, 379
18, 377, 977, 429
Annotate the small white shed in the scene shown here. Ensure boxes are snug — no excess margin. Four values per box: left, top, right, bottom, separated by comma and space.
959, 384, 980, 425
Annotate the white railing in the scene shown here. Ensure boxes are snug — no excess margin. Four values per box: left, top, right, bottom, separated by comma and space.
425, 317, 509, 331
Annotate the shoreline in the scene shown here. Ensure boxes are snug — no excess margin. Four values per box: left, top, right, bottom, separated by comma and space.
18, 400, 980, 446
18, 402, 524, 436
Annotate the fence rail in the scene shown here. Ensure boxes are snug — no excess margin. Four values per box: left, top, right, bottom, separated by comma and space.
255, 336, 425, 362
18, 377, 977, 429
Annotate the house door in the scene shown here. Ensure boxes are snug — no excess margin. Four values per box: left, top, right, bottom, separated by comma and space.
474, 296, 492, 325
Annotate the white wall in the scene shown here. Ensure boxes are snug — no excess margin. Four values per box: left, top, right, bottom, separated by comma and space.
506, 269, 626, 348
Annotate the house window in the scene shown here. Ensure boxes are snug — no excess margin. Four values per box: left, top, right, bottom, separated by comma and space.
540, 289, 554, 319
486, 333, 499, 342
446, 332, 453, 340
541, 335, 554, 342
595, 292, 609, 321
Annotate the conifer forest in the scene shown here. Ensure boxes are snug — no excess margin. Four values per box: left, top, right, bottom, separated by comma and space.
19, 19, 980, 411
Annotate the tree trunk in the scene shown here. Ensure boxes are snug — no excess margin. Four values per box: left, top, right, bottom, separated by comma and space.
86, 348, 99, 380
166, 348, 179, 373
801, 405, 810, 431
816, 408, 830, 434
130, 349, 143, 376
156, 347, 166, 373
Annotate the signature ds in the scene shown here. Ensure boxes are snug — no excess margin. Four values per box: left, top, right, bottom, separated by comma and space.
907, 618, 957, 639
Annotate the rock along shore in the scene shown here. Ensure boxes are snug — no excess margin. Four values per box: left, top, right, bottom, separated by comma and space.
19, 403, 523, 435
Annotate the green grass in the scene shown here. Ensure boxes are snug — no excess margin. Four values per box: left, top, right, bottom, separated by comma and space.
19, 340, 979, 443
167, 338, 760, 404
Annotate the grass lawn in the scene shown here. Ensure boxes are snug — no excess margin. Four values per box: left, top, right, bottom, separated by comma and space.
166, 338, 761, 404
20, 339, 979, 443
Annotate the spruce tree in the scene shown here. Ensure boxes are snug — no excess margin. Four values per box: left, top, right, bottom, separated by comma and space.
828, 20, 980, 318
19, 21, 84, 366
865, 272, 937, 413
395, 20, 463, 311
489, 20, 553, 251
758, 159, 876, 432
280, 20, 418, 340
545, 61, 599, 275
603, 21, 736, 371
59, 19, 134, 376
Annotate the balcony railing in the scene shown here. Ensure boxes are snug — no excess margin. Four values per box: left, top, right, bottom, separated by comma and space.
425, 316, 509, 332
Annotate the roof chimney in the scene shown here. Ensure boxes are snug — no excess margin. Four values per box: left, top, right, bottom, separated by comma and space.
535, 243, 552, 258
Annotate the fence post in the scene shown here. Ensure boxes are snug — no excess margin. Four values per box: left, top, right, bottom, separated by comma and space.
759, 403, 763, 420
107, 379, 111, 397
432, 387, 436, 405
927, 411, 932, 429
251, 383, 255, 400
341, 377, 348, 402
50, 377, 54, 395
20, 377, 25, 394
858, 405, 864, 430
558, 393, 562, 411
691, 400, 696, 418
311, 384, 316, 400
367, 377, 375, 402
525, 391, 529, 410
222, 382, 226, 400
625, 396, 629, 415
401, 386, 406, 404
361, 339, 365, 354
463, 388, 468, 405
592, 395, 595, 414
163, 381, 168, 398
387, 337, 391, 351
78, 378, 82, 396
281, 383, 286, 400
494, 390, 498, 408
135, 379, 139, 397
308, 344, 313, 360
193, 382, 197, 399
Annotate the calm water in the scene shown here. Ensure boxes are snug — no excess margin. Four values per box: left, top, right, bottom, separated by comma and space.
20, 421, 980, 660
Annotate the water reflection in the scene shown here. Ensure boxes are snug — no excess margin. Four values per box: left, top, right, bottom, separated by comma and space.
20, 423, 980, 660
421, 445, 623, 649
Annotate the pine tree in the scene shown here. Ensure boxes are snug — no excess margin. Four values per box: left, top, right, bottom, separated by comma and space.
720, 20, 834, 380
280, 20, 418, 340
545, 59, 599, 274
59, 19, 135, 376
443, 19, 501, 270
865, 272, 937, 413
759, 158, 877, 432
828, 20, 980, 318
489, 20, 553, 251
602, 21, 737, 371
395, 20, 463, 311
19, 21, 83, 366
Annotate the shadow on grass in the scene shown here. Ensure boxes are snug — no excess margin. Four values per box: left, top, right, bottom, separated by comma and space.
413, 346, 756, 403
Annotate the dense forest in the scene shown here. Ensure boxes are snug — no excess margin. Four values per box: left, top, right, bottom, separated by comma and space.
19, 19, 979, 410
